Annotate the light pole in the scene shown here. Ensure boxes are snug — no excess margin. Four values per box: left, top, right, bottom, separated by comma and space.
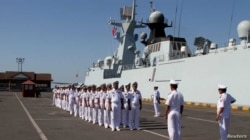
16, 57, 25, 72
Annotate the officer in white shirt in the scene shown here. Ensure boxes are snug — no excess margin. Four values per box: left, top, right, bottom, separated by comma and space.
165, 80, 184, 140
216, 84, 236, 140
129, 82, 142, 130
153, 86, 161, 117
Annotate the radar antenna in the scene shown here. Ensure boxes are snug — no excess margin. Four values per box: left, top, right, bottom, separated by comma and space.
150, 0, 155, 13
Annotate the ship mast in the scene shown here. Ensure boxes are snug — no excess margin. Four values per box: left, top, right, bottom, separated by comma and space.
107, 0, 145, 66
131, 0, 136, 21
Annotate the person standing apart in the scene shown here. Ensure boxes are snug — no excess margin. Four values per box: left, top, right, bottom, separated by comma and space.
129, 82, 142, 130
153, 86, 161, 117
165, 80, 184, 140
216, 84, 236, 140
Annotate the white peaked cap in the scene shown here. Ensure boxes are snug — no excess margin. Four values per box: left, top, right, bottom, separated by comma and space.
218, 84, 227, 89
170, 80, 178, 85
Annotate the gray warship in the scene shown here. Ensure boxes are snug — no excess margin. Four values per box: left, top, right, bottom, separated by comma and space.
84, 0, 250, 106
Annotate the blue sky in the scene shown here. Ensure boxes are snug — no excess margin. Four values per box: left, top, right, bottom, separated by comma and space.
0, 0, 249, 84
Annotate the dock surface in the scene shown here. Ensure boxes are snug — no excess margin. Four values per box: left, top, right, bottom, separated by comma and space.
0, 92, 249, 140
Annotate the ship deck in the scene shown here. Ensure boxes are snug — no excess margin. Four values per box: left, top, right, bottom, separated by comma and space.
0, 92, 249, 140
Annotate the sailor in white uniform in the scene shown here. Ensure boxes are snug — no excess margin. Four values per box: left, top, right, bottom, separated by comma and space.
98, 84, 106, 126
122, 83, 131, 128
81, 86, 88, 120
153, 86, 161, 117
74, 86, 81, 117
52, 85, 57, 106
104, 83, 112, 128
216, 84, 236, 140
69, 85, 76, 115
87, 86, 93, 122
65, 86, 70, 112
61, 86, 67, 110
58, 87, 63, 108
78, 86, 83, 118
165, 80, 184, 140
92, 85, 99, 124
129, 82, 142, 130
110, 81, 123, 131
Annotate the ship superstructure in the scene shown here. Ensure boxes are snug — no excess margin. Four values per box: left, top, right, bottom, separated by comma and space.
84, 0, 250, 106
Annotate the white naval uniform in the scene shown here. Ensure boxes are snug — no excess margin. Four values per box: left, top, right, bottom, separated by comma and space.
129, 90, 142, 130
59, 88, 64, 109
80, 91, 86, 120
165, 90, 184, 140
62, 89, 67, 110
69, 89, 76, 115
76, 90, 82, 117
74, 90, 80, 117
98, 90, 105, 126
153, 90, 161, 116
85, 91, 91, 121
110, 88, 122, 130
104, 90, 111, 128
87, 91, 93, 122
217, 92, 236, 140
52, 88, 57, 105
92, 91, 99, 124
65, 88, 70, 112
122, 90, 131, 127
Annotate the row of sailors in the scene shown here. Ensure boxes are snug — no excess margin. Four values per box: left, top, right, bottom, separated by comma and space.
52, 81, 142, 131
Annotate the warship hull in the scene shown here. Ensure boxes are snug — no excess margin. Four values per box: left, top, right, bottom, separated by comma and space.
85, 47, 250, 106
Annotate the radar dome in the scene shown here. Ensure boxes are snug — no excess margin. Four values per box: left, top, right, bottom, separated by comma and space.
149, 11, 164, 23
237, 20, 250, 39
